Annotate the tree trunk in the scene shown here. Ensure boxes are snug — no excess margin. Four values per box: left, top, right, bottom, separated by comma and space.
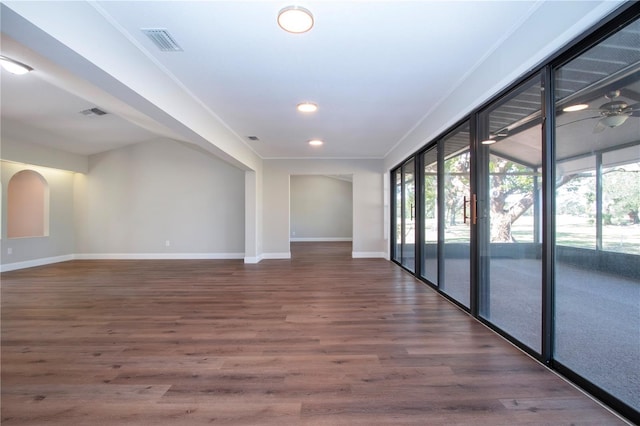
491, 212, 513, 242
490, 193, 534, 242
488, 166, 582, 242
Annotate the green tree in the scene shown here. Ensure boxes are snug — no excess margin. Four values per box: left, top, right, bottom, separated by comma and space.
603, 165, 640, 225
489, 156, 535, 242
444, 152, 470, 227
438, 152, 634, 243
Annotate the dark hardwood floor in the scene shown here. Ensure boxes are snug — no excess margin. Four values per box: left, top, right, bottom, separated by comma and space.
1, 242, 627, 425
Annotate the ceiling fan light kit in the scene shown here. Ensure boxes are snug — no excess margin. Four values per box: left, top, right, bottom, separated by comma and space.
601, 113, 629, 128
561, 91, 639, 132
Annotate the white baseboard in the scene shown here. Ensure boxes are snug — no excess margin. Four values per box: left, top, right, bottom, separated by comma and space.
352, 251, 386, 259
261, 252, 291, 259
0, 255, 74, 273
244, 254, 263, 264
290, 237, 353, 242
1, 253, 245, 272
1, 251, 388, 272
74, 253, 245, 260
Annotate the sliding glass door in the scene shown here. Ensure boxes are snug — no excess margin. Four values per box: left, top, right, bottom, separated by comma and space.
442, 122, 471, 308
393, 160, 416, 272
554, 17, 640, 412
393, 169, 402, 263
477, 75, 543, 353
421, 147, 438, 285
402, 159, 416, 271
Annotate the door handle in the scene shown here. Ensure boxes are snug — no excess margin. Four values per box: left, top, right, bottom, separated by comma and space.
463, 196, 469, 224
463, 195, 477, 225
472, 194, 477, 225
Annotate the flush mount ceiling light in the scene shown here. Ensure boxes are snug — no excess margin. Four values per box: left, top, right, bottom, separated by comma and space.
0, 55, 33, 75
481, 139, 497, 145
563, 103, 589, 112
278, 6, 314, 33
308, 139, 323, 146
297, 102, 318, 113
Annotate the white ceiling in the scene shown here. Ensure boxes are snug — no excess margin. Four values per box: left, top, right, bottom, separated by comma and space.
1, 69, 163, 155
0, 1, 627, 162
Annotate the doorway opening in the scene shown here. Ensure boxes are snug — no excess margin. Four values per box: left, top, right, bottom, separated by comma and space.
289, 174, 353, 258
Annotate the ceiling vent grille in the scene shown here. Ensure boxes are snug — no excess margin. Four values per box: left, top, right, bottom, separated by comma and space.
80, 107, 108, 116
141, 28, 183, 52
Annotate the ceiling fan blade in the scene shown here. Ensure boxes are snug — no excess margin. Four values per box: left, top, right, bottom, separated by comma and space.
624, 102, 640, 117
557, 116, 600, 127
599, 100, 628, 112
593, 119, 606, 134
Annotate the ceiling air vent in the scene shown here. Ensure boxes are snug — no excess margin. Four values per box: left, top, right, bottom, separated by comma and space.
80, 107, 108, 116
142, 28, 183, 52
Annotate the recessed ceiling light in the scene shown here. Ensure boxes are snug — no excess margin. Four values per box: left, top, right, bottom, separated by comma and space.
481, 139, 497, 145
297, 102, 318, 113
0, 55, 33, 75
278, 6, 314, 34
563, 103, 589, 112
308, 139, 323, 146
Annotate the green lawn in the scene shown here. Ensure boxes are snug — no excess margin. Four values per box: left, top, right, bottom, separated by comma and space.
418, 215, 640, 255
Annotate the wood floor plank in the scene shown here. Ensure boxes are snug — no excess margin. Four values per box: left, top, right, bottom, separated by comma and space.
1, 242, 628, 425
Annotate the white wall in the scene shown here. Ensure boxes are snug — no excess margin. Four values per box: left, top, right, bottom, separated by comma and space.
1, 129, 88, 173
75, 138, 245, 258
263, 159, 385, 259
1, 141, 386, 267
244, 170, 262, 263
290, 175, 352, 240
0, 160, 76, 269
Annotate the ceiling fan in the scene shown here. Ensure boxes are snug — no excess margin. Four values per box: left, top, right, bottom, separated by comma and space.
562, 90, 640, 133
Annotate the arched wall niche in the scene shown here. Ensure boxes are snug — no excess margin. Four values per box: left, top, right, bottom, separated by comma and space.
7, 169, 50, 238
